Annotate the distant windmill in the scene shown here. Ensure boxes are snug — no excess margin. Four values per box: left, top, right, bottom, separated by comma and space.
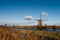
24, 12, 48, 28
34, 12, 48, 29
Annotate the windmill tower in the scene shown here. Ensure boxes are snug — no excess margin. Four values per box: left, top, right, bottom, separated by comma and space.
38, 13, 42, 28
34, 13, 42, 29
38, 20, 42, 28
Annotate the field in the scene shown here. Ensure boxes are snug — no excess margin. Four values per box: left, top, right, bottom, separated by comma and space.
0, 26, 60, 40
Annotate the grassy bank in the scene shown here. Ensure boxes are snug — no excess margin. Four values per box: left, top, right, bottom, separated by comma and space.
0, 26, 60, 40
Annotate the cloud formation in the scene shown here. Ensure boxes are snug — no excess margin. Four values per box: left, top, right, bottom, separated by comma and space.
24, 16, 32, 20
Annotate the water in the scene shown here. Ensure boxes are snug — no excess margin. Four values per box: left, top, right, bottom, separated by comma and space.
14, 28, 38, 30
11, 27, 60, 32
42, 28, 60, 32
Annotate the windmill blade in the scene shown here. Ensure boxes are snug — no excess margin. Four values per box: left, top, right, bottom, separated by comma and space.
41, 12, 48, 16
42, 19, 47, 21
34, 19, 39, 21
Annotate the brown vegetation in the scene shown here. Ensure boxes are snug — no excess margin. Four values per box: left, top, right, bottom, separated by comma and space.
0, 26, 60, 40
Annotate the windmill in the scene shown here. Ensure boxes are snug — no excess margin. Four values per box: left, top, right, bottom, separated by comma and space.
34, 12, 48, 29
24, 12, 48, 29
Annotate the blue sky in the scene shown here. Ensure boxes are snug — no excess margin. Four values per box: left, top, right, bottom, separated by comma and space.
0, 0, 60, 25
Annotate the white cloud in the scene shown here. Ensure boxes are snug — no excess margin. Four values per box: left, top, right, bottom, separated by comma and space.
24, 16, 32, 20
